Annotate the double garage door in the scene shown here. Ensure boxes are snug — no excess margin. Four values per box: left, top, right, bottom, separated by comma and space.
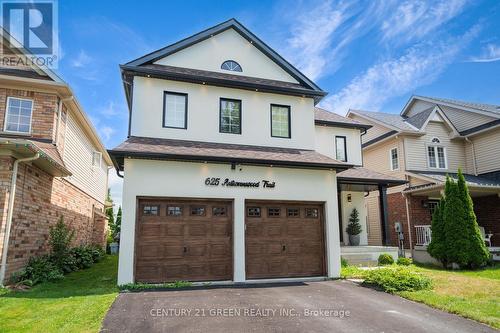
135, 198, 325, 283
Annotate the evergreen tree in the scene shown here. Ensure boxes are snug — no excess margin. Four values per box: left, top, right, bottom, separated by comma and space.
105, 189, 115, 241
456, 169, 489, 268
442, 175, 467, 267
114, 206, 122, 241
427, 194, 447, 266
346, 208, 362, 235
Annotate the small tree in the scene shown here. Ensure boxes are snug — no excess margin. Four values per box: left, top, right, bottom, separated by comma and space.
346, 208, 362, 235
456, 169, 489, 268
113, 206, 122, 242
49, 216, 74, 268
428, 195, 447, 267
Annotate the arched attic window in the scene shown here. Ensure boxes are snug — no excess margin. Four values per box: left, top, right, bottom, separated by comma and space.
431, 137, 441, 144
221, 60, 242, 72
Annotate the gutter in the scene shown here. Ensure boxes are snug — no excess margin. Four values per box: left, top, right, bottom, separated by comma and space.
0, 153, 40, 286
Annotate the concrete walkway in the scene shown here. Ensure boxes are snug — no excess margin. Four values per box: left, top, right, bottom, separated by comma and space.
101, 280, 497, 333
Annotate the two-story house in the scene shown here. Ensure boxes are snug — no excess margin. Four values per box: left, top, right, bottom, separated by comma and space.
110, 19, 404, 284
0, 33, 112, 284
348, 95, 500, 262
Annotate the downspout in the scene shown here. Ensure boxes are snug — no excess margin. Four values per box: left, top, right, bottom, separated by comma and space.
0, 153, 40, 286
465, 137, 477, 176
404, 192, 413, 253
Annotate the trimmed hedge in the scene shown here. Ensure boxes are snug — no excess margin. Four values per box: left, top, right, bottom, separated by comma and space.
378, 254, 394, 266
397, 257, 413, 266
363, 266, 432, 293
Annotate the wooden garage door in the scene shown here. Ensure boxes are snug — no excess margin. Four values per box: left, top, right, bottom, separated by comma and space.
135, 198, 233, 283
245, 201, 325, 279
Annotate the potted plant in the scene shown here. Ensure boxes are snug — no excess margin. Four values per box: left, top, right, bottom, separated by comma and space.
346, 208, 362, 246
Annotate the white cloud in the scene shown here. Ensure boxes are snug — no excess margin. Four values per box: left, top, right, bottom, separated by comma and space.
321, 27, 479, 114
381, 0, 468, 42
100, 126, 115, 141
100, 101, 119, 118
469, 44, 500, 62
71, 50, 92, 68
285, 1, 350, 80
107, 169, 123, 209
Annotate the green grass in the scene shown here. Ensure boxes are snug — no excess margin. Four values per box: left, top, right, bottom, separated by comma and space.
342, 263, 500, 329
0, 255, 118, 333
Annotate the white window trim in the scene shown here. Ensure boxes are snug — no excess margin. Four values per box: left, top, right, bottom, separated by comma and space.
389, 147, 399, 171
3, 96, 34, 134
92, 151, 102, 168
426, 145, 448, 170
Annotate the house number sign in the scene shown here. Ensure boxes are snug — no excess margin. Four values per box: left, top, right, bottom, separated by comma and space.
204, 177, 276, 189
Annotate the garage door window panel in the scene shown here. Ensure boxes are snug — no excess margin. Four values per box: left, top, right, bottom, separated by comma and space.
305, 208, 319, 218
190, 206, 206, 216
212, 206, 227, 217
287, 208, 300, 217
268, 207, 281, 217
247, 207, 261, 217
143, 205, 159, 216
168, 206, 183, 216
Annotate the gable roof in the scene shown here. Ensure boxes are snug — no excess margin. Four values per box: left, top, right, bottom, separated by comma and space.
125, 18, 323, 94
405, 107, 433, 129
348, 109, 419, 132
402, 95, 500, 117
314, 107, 371, 130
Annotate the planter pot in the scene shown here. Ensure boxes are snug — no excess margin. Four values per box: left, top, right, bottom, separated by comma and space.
348, 234, 360, 246
110, 242, 119, 254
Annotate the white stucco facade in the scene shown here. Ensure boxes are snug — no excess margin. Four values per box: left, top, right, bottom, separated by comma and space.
117, 159, 341, 285
314, 125, 363, 166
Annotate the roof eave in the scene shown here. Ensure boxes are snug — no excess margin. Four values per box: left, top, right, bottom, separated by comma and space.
108, 149, 352, 172
314, 120, 372, 130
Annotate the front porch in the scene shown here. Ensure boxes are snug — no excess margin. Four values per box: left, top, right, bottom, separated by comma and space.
404, 172, 500, 263
337, 168, 407, 265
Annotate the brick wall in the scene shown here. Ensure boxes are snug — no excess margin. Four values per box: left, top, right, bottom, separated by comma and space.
473, 195, 500, 246
0, 156, 14, 262
0, 88, 57, 141
1, 160, 107, 279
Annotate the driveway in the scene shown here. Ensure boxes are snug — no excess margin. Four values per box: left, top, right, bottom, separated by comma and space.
101, 280, 497, 333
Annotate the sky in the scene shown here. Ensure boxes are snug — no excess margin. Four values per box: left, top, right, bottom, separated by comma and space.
54, 0, 500, 208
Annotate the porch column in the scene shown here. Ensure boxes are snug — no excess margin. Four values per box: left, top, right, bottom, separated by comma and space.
379, 185, 390, 246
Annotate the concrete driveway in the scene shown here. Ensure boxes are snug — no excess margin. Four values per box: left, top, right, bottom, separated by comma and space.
101, 280, 497, 333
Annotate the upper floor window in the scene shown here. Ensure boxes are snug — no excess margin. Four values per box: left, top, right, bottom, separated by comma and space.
4, 97, 33, 134
163, 91, 187, 129
92, 151, 102, 167
335, 136, 347, 162
221, 60, 242, 72
427, 146, 447, 169
390, 147, 399, 170
220, 98, 241, 134
271, 104, 291, 138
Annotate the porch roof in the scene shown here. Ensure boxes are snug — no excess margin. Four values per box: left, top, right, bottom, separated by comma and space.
337, 167, 407, 187
404, 171, 500, 195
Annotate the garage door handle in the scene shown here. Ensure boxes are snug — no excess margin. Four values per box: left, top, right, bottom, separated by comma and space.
282, 245, 286, 251
183, 246, 187, 253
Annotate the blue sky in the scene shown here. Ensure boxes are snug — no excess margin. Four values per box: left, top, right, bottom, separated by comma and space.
54, 0, 500, 206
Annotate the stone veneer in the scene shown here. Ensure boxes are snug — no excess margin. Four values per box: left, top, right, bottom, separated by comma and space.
0, 156, 107, 280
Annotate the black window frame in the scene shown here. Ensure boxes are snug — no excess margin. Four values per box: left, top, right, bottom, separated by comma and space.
162, 91, 188, 129
270, 104, 291, 139
219, 97, 242, 134
221, 60, 243, 72
335, 135, 347, 162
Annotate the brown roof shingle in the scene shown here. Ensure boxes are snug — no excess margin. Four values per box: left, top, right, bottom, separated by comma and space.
337, 167, 407, 186
314, 107, 371, 129
109, 136, 351, 170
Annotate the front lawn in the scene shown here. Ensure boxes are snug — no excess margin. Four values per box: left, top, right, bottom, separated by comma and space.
342, 263, 500, 329
0, 255, 118, 333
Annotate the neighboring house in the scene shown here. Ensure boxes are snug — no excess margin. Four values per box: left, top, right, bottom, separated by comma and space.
109, 19, 403, 285
0, 34, 112, 284
347, 95, 500, 262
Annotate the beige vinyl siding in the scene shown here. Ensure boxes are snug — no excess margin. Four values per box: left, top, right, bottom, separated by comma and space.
349, 114, 392, 144
464, 141, 476, 175
363, 137, 406, 179
63, 113, 108, 203
405, 100, 435, 117
404, 121, 466, 172
439, 105, 496, 133
366, 194, 382, 246
408, 176, 432, 187
470, 129, 500, 174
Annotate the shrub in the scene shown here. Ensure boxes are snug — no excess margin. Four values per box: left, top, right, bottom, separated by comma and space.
363, 266, 432, 293
10, 255, 64, 285
341, 257, 349, 268
346, 208, 362, 235
70, 246, 94, 269
378, 253, 394, 266
340, 266, 366, 279
397, 257, 413, 266
49, 216, 74, 270
118, 281, 193, 291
